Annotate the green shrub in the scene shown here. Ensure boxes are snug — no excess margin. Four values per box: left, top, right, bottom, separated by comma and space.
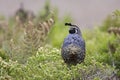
47, 15, 72, 48
100, 10, 120, 31
0, 45, 116, 80
0, 1, 120, 80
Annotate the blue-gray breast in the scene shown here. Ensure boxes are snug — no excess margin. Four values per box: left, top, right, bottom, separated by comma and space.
61, 23, 85, 65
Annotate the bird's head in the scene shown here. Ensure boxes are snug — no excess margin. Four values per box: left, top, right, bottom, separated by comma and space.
65, 23, 82, 36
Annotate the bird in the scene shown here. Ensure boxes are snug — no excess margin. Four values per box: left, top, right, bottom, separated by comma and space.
61, 23, 85, 65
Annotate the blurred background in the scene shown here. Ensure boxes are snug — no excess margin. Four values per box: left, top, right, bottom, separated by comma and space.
0, 0, 120, 80
0, 0, 120, 29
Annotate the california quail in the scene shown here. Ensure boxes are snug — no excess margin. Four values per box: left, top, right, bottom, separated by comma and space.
61, 23, 85, 65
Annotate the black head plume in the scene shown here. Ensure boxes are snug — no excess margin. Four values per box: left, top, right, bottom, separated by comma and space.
65, 23, 72, 26
65, 23, 82, 36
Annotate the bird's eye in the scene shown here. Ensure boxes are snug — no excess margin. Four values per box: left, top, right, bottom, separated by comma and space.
69, 29, 75, 34
73, 28, 78, 33
69, 28, 78, 34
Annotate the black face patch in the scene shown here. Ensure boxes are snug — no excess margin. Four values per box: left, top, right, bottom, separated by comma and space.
69, 28, 76, 34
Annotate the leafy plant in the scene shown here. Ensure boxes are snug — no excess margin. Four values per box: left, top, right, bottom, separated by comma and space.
0, 45, 116, 80
100, 10, 120, 31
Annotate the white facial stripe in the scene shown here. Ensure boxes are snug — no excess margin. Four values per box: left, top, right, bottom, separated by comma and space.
75, 29, 78, 33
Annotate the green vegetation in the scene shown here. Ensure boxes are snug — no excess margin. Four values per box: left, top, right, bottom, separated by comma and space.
100, 10, 120, 31
0, 45, 115, 80
0, 1, 120, 80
